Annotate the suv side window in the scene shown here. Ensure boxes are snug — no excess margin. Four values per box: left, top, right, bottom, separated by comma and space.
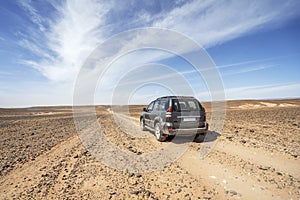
147, 101, 154, 111
153, 100, 159, 111
158, 99, 169, 111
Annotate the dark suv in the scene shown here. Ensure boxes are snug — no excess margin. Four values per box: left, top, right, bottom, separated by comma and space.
140, 96, 208, 141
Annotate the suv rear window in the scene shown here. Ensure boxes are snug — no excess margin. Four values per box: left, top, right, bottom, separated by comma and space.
172, 99, 200, 112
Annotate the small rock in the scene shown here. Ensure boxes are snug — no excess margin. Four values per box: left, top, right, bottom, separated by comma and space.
226, 136, 233, 141
110, 191, 116, 195
2, 163, 10, 169
73, 154, 79, 159
82, 150, 89, 156
145, 190, 152, 197
131, 190, 140, 195
41, 173, 49, 177
277, 172, 283, 176
106, 185, 112, 189
177, 188, 182, 193
291, 154, 298, 158
131, 180, 138, 185
227, 190, 237, 195
136, 173, 142, 178
240, 139, 246, 144
258, 166, 270, 170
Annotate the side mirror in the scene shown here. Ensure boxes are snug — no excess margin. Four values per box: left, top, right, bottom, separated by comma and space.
143, 108, 147, 112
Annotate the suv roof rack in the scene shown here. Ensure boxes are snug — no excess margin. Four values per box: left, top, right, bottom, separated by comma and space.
156, 96, 195, 100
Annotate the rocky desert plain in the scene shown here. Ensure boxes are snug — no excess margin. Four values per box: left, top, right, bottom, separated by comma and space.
0, 99, 299, 199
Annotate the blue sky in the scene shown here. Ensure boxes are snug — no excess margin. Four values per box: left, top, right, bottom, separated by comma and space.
0, 0, 300, 107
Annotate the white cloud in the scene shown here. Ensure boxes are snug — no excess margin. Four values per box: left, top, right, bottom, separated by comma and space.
152, 0, 300, 47
222, 64, 278, 76
19, 0, 110, 82
0, 80, 74, 107
0, 71, 13, 76
8, 0, 300, 107
203, 83, 300, 100
231, 83, 300, 100
19, 0, 300, 83
216, 56, 279, 69
18, 0, 45, 32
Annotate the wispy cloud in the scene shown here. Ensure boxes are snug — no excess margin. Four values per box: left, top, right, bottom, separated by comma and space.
225, 83, 300, 100
196, 83, 300, 101
17, 0, 300, 83
17, 0, 45, 32
152, 0, 300, 48
0, 71, 13, 76
19, 0, 111, 82
222, 64, 278, 76
216, 57, 277, 69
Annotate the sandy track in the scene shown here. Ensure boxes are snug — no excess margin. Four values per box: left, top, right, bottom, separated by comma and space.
0, 100, 299, 199
215, 141, 300, 178
182, 140, 300, 199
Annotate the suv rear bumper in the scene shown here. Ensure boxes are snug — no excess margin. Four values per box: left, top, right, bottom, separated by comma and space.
163, 122, 208, 135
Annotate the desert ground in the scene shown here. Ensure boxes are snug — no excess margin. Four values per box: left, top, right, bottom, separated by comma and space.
0, 99, 299, 199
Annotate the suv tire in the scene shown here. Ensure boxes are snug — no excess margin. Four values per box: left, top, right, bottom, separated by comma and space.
194, 133, 200, 140
194, 132, 207, 141
154, 123, 166, 142
140, 118, 146, 131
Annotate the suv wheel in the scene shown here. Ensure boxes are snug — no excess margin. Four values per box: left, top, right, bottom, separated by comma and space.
140, 118, 146, 131
194, 133, 200, 140
194, 132, 207, 141
154, 123, 166, 142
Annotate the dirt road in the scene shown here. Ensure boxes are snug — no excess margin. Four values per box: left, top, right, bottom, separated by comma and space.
0, 100, 299, 199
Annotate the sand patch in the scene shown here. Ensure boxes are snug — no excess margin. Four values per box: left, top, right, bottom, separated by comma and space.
278, 103, 297, 107
260, 102, 277, 107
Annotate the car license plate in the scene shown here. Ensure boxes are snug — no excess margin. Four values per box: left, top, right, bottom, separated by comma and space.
183, 117, 196, 122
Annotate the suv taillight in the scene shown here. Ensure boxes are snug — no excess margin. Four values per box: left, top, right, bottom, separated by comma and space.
202, 107, 206, 112
166, 106, 172, 117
